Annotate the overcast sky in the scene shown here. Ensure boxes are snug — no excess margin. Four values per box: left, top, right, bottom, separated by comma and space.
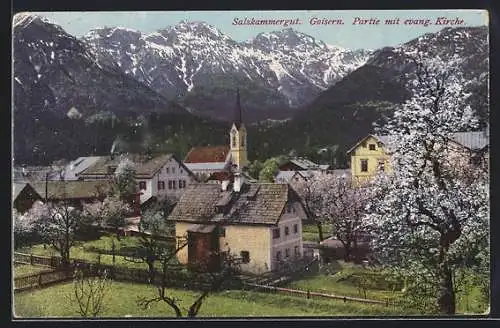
29, 10, 488, 50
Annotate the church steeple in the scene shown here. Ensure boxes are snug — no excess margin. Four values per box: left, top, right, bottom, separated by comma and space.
230, 89, 248, 170
234, 88, 243, 129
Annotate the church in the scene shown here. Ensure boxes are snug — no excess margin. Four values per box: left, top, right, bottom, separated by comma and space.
183, 90, 252, 182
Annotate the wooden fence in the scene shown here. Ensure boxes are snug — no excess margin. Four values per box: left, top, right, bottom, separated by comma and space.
14, 269, 73, 292
13, 252, 238, 292
14, 252, 62, 268
243, 283, 397, 307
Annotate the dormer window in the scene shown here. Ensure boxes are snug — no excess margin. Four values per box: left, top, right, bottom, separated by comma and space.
369, 144, 376, 151
232, 135, 237, 148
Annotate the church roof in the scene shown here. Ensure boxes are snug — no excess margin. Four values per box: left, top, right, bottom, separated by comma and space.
234, 88, 243, 129
183, 145, 231, 164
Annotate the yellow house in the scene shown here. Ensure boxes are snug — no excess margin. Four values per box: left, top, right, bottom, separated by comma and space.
168, 174, 308, 274
347, 131, 489, 183
347, 134, 391, 183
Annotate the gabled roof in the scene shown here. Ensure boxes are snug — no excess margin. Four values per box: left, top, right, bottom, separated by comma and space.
32, 180, 111, 200
183, 146, 231, 164
169, 182, 300, 226
450, 131, 489, 151
13, 182, 42, 201
347, 134, 390, 154
77, 153, 191, 179
283, 158, 321, 170
52, 156, 103, 181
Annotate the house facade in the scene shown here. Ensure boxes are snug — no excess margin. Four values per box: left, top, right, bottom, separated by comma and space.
347, 135, 391, 184
76, 154, 196, 204
169, 175, 307, 274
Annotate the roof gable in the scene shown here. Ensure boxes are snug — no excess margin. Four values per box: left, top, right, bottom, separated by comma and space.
183, 146, 231, 164
347, 134, 389, 154
13, 182, 42, 201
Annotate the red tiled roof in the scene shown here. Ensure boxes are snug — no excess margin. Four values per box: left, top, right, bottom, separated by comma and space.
183, 146, 230, 163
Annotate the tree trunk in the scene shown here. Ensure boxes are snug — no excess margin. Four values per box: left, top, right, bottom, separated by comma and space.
147, 260, 155, 284
437, 260, 455, 314
343, 243, 352, 262
316, 222, 324, 241
436, 222, 461, 314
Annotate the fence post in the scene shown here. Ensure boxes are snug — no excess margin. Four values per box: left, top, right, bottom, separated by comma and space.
30, 254, 34, 265
307, 290, 310, 299
385, 298, 389, 307
38, 273, 43, 287
343, 297, 346, 303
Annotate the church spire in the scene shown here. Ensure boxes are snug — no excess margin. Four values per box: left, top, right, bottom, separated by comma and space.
234, 88, 242, 128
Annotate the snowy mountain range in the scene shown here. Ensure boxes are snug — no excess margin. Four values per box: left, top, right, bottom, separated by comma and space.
12, 13, 488, 166
82, 21, 371, 121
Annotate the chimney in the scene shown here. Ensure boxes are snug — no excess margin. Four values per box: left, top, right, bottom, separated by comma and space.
233, 171, 245, 192
221, 180, 230, 191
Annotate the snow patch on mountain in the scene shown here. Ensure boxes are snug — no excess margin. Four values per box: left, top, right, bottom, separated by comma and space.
82, 21, 372, 108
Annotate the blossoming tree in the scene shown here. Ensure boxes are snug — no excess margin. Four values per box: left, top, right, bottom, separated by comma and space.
363, 53, 489, 314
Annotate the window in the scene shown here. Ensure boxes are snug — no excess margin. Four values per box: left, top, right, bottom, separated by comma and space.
361, 141, 367, 148
294, 246, 300, 257
178, 179, 183, 189
218, 226, 226, 237
182, 180, 186, 188
285, 226, 289, 236
360, 159, 368, 172
378, 159, 385, 172
166, 167, 170, 174
172, 180, 177, 189
286, 204, 291, 213
168, 180, 173, 190
272, 228, 280, 239
241, 137, 245, 147
180, 168, 183, 174
369, 144, 376, 151
377, 142, 383, 148
285, 248, 290, 258
139, 181, 146, 190
158, 181, 165, 190
276, 251, 282, 262
232, 135, 236, 147
293, 224, 298, 234
172, 167, 176, 174
240, 251, 250, 263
